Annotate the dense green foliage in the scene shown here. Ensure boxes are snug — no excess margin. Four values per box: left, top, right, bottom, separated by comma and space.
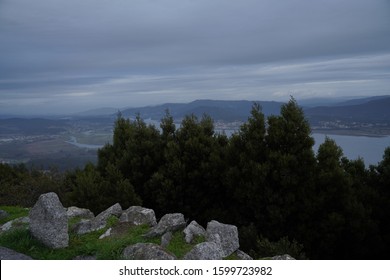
1, 98, 390, 259
0, 164, 62, 207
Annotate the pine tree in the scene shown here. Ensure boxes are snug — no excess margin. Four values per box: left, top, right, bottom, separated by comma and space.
264, 97, 316, 239
97, 113, 162, 198
225, 103, 268, 225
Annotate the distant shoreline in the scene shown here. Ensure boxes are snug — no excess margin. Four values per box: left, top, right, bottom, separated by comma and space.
312, 129, 390, 138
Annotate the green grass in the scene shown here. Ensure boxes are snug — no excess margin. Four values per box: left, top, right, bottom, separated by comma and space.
0, 222, 156, 259
165, 231, 194, 259
0, 206, 29, 224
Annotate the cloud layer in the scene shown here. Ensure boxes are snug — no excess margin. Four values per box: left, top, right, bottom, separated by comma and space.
1, 0, 389, 114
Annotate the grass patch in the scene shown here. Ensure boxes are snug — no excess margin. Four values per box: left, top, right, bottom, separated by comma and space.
165, 231, 193, 259
106, 216, 119, 228
0, 228, 53, 258
90, 224, 157, 260
0, 222, 159, 259
165, 232, 206, 259
0, 206, 29, 224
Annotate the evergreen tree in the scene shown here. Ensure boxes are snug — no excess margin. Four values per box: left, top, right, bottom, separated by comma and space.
342, 157, 383, 258
97, 113, 162, 199
225, 103, 269, 225
309, 138, 379, 259
65, 162, 141, 214
0, 163, 62, 207
312, 137, 351, 258
147, 114, 226, 223
369, 147, 390, 257
264, 97, 316, 239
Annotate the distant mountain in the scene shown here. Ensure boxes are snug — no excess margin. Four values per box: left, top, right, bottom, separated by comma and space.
330, 95, 390, 107
121, 99, 284, 122
117, 96, 390, 125
304, 96, 390, 122
1, 97, 389, 138
75, 107, 121, 116
297, 97, 357, 107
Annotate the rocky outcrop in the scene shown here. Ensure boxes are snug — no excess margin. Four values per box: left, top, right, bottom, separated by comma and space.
0, 216, 29, 232
67, 206, 94, 219
122, 243, 176, 260
72, 219, 94, 235
1, 194, 260, 259
29, 192, 69, 249
119, 206, 157, 226
0, 246, 33, 260
144, 213, 186, 238
96, 203, 122, 219
183, 220, 206, 243
73, 203, 122, 235
206, 220, 239, 257
183, 242, 224, 260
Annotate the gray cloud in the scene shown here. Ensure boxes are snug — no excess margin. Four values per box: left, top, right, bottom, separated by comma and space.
0, 0, 389, 114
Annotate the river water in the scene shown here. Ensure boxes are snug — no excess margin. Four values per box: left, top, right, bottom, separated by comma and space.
66, 136, 103, 149
312, 133, 390, 166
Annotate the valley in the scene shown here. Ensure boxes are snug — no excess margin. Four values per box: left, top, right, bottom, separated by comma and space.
1, 96, 390, 170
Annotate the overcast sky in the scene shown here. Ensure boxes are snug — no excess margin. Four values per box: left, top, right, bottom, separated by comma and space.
1, 0, 389, 114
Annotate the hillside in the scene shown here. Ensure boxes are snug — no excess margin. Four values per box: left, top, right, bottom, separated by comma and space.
118, 97, 390, 135
121, 100, 284, 121
304, 96, 390, 122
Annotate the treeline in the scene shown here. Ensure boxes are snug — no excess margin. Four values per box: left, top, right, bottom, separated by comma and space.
1, 98, 390, 259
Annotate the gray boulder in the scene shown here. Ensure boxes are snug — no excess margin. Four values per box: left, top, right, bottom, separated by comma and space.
161, 231, 173, 248
0, 246, 33, 260
183, 220, 206, 243
0, 216, 29, 232
144, 213, 186, 237
119, 206, 157, 226
183, 242, 224, 260
0, 210, 9, 220
206, 220, 239, 257
67, 206, 94, 219
72, 219, 94, 235
92, 202, 122, 230
236, 250, 253, 260
95, 203, 122, 221
29, 192, 69, 249
272, 254, 295, 260
122, 243, 176, 260
72, 203, 122, 235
